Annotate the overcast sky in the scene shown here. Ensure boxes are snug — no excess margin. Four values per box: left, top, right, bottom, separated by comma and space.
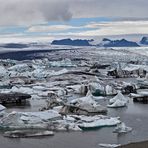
0, 0, 147, 42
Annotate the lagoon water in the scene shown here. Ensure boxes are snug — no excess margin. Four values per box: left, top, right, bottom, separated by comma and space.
1, 99, 148, 148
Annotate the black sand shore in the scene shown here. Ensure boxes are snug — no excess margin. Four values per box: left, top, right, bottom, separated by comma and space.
119, 141, 148, 148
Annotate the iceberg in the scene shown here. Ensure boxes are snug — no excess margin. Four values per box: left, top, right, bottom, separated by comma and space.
51, 115, 120, 131
113, 122, 132, 133
49, 58, 76, 67
8, 64, 32, 73
0, 66, 8, 77
32, 68, 68, 78
70, 93, 97, 105
78, 115, 121, 130
89, 82, 105, 96
61, 93, 107, 115
105, 85, 117, 95
107, 92, 128, 108
0, 104, 6, 111
11, 86, 34, 95
66, 84, 88, 95
0, 110, 62, 130
54, 119, 82, 131
0, 104, 6, 116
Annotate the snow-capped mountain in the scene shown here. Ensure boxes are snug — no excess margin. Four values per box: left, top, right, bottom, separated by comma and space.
98, 38, 140, 47
140, 37, 148, 45
51, 38, 93, 46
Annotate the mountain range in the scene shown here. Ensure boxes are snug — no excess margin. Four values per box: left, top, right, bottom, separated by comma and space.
51, 37, 148, 47
98, 38, 140, 47
51, 38, 93, 46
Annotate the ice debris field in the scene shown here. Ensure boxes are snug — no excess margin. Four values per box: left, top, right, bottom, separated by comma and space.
0, 46, 148, 147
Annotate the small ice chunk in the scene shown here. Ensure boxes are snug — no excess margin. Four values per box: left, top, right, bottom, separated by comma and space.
99, 143, 121, 148
113, 122, 132, 133
0, 104, 6, 111
0, 104, 6, 117
105, 85, 117, 95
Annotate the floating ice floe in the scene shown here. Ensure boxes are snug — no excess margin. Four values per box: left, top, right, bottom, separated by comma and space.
121, 82, 137, 94
99, 143, 121, 148
53, 115, 121, 131
70, 92, 97, 105
4, 130, 54, 138
61, 93, 107, 115
0, 104, 6, 111
10, 78, 25, 85
32, 68, 68, 78
130, 91, 148, 103
0, 110, 62, 130
0, 109, 82, 131
89, 82, 105, 96
107, 92, 128, 108
32, 68, 48, 78
49, 58, 76, 67
11, 86, 34, 95
0, 66, 8, 77
105, 85, 117, 96
0, 104, 6, 116
52, 68, 68, 76
32, 86, 48, 91
41, 94, 64, 111
66, 84, 88, 95
113, 122, 132, 133
78, 116, 121, 130
8, 70, 32, 78
54, 118, 82, 131
8, 64, 32, 73
53, 106, 63, 112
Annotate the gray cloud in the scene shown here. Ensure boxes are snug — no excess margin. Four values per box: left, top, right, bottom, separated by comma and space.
69, 0, 148, 19
0, 0, 147, 26
0, 0, 72, 26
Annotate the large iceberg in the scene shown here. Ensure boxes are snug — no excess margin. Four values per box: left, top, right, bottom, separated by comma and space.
60, 93, 107, 115
0, 110, 62, 130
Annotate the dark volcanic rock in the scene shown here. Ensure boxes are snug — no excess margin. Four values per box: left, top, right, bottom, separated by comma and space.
51, 38, 93, 46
